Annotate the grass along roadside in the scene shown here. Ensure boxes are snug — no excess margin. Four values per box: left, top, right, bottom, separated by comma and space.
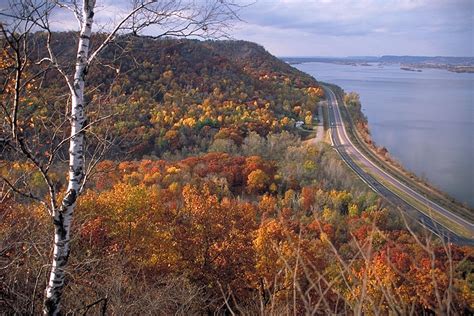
322, 100, 329, 131
327, 84, 474, 223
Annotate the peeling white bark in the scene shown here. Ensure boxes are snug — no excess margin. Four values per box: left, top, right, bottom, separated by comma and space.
43, 1, 95, 315
38, 1, 238, 314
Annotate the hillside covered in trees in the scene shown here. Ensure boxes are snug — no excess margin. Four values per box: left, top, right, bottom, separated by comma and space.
3, 33, 321, 160
1, 34, 473, 314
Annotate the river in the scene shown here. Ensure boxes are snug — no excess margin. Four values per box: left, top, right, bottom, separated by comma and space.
294, 62, 474, 208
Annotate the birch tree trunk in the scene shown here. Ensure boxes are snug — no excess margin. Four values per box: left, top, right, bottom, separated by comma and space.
43, 1, 95, 314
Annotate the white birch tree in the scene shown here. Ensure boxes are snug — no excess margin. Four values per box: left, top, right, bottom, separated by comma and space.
1, 0, 241, 314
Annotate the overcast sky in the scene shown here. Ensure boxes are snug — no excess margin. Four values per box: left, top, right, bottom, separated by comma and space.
1, 0, 472, 57
231, 0, 474, 57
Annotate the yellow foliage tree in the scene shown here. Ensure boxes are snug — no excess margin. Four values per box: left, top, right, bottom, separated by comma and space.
247, 169, 270, 193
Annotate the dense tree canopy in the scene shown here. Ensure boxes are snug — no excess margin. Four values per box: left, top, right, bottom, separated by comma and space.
1, 35, 472, 314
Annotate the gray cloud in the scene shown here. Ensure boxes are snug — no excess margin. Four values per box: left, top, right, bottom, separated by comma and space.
232, 0, 473, 56
1, 0, 471, 56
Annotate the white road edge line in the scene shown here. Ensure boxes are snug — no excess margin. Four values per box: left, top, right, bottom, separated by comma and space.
324, 86, 474, 235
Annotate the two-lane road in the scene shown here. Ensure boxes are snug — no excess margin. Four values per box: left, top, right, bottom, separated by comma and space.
324, 86, 474, 245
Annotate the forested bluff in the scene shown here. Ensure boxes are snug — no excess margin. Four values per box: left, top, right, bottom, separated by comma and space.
2, 33, 473, 314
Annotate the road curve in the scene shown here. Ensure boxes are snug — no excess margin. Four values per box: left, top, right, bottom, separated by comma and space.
324, 85, 474, 245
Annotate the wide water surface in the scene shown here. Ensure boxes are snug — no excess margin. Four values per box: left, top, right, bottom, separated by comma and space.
295, 62, 474, 208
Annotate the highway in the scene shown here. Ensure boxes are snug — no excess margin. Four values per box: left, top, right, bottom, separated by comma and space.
324, 85, 474, 246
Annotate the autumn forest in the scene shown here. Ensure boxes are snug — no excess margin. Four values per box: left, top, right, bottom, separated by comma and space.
1, 26, 473, 316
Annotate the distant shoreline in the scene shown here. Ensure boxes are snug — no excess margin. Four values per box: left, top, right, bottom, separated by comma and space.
283, 57, 474, 74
